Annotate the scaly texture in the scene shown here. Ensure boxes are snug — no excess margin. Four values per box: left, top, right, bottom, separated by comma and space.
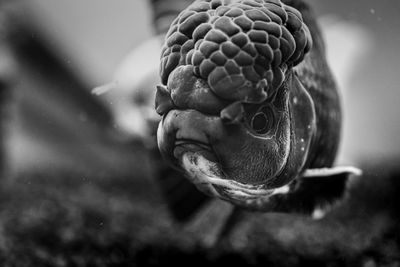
160, 0, 312, 103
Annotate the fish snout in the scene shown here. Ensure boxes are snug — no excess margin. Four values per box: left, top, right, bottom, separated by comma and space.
155, 64, 232, 168
157, 108, 224, 168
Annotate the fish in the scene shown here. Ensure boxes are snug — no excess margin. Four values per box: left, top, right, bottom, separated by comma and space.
154, 0, 361, 213
154, 0, 361, 212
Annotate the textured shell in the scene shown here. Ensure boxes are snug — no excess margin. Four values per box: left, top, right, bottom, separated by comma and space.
160, 0, 312, 103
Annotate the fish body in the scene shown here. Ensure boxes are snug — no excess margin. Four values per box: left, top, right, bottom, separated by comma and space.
156, 0, 344, 210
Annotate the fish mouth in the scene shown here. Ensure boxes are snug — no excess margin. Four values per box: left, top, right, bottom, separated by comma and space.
177, 149, 290, 209
173, 139, 218, 163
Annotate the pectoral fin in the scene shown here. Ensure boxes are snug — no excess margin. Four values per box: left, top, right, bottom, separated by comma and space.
257, 168, 361, 216
303, 166, 362, 178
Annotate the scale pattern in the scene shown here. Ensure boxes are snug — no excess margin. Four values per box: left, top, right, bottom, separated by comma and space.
160, 0, 312, 103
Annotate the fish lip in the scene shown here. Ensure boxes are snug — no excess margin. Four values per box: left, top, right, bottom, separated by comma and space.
209, 177, 277, 199
203, 174, 289, 206
173, 138, 218, 162
174, 139, 212, 151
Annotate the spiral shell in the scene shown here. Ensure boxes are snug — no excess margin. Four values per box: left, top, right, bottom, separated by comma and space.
160, 0, 312, 103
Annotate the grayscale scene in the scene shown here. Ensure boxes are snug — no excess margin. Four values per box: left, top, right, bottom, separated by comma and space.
0, 0, 399, 266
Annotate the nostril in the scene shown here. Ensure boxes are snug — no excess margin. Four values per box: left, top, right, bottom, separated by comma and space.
220, 101, 244, 124
155, 85, 176, 115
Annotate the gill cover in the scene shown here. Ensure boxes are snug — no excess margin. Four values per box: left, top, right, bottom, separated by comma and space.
275, 71, 316, 187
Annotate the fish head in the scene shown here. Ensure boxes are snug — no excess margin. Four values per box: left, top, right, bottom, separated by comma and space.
155, 0, 316, 209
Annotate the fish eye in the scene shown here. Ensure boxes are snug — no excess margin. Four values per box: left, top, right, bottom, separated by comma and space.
250, 106, 273, 134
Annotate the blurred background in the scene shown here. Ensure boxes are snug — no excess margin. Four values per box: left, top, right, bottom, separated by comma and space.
0, 0, 399, 265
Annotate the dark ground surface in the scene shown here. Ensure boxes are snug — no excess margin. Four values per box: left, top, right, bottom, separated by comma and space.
1, 147, 399, 266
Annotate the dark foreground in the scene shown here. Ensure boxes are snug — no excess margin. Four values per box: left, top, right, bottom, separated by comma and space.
1, 153, 399, 267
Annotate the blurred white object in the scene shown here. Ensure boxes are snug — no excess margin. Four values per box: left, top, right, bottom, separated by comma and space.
0, 44, 17, 83
319, 16, 373, 165
319, 16, 373, 92
94, 36, 163, 139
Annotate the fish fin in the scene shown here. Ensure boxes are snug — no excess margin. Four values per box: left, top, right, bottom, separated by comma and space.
92, 82, 117, 96
184, 200, 235, 247
302, 166, 362, 178
155, 161, 211, 222
261, 169, 360, 215
291, 172, 350, 214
